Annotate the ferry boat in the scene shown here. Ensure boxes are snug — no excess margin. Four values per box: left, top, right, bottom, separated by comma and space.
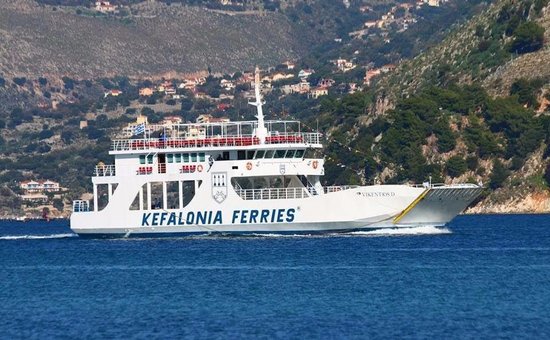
70, 69, 482, 237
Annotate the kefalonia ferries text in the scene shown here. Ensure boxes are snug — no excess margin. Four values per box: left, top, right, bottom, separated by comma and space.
70, 70, 482, 237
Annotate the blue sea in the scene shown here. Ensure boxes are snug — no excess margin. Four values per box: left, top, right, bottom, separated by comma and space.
1, 215, 549, 339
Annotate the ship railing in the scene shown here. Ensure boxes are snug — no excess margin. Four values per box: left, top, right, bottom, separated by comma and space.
110, 132, 323, 151
111, 136, 259, 151
264, 132, 322, 145
410, 183, 481, 189
235, 187, 312, 200
73, 200, 90, 212
235, 185, 357, 200
302, 132, 322, 145
94, 164, 116, 177
323, 185, 358, 193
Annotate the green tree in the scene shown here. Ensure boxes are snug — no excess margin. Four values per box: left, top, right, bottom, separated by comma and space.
510, 78, 544, 108
53, 198, 64, 212
434, 117, 456, 153
489, 159, 510, 189
466, 155, 478, 171
62, 76, 75, 90
446, 155, 468, 178
13, 77, 26, 86
38, 129, 54, 140
509, 21, 545, 54
181, 98, 193, 111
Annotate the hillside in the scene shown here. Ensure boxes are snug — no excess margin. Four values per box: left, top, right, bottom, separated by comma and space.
377, 0, 550, 98
320, 0, 550, 213
0, 0, 309, 78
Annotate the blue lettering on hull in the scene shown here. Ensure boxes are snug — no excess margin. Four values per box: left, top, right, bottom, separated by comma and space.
141, 209, 296, 227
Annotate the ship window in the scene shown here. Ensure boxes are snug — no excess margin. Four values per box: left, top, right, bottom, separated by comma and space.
237, 150, 246, 160
191, 153, 197, 162
304, 149, 316, 158
285, 150, 295, 158
295, 150, 304, 158
275, 150, 286, 158
167, 154, 174, 163
183, 153, 189, 163
166, 181, 179, 209
247, 150, 255, 160
147, 155, 154, 164
150, 182, 164, 210
96, 184, 110, 211
255, 150, 265, 159
223, 152, 230, 160
139, 155, 146, 164
175, 153, 181, 163
264, 150, 274, 158
199, 153, 205, 162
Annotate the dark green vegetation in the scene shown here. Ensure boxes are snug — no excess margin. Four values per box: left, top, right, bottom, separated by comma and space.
475, 0, 547, 67
317, 83, 549, 188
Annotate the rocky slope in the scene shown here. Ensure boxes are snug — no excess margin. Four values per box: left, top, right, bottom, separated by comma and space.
483, 4, 550, 95
0, 0, 308, 79
467, 147, 550, 213
378, 0, 550, 99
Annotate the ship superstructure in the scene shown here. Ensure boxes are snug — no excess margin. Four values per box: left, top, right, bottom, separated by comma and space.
70, 69, 482, 237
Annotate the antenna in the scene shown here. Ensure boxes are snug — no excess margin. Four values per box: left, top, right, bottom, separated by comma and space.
248, 66, 267, 144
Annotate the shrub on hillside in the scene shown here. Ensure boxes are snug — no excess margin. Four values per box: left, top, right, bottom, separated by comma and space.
509, 21, 545, 54
510, 78, 546, 108
38, 129, 54, 140
13, 77, 26, 86
489, 159, 510, 189
446, 156, 468, 178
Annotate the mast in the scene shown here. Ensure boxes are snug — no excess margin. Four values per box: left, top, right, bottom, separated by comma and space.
249, 66, 267, 144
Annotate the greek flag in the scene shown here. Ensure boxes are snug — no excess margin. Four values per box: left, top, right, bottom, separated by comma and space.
133, 123, 145, 136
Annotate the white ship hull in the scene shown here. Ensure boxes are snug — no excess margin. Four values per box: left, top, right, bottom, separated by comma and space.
71, 184, 482, 237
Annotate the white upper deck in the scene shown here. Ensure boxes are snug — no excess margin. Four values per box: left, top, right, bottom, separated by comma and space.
111, 120, 322, 154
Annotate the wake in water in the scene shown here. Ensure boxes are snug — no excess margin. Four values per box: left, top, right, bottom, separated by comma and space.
185, 226, 452, 239
0, 233, 78, 240
347, 226, 452, 237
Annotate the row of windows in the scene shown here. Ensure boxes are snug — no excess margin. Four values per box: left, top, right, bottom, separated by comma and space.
139, 155, 154, 164
139, 150, 304, 164
237, 149, 305, 160
256, 149, 305, 159
168, 153, 206, 163
139, 153, 207, 164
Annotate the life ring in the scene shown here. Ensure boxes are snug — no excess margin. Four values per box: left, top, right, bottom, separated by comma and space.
312, 160, 319, 169
197, 164, 204, 172
246, 162, 253, 170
